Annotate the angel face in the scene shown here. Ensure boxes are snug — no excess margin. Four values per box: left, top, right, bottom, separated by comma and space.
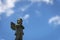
17, 18, 23, 24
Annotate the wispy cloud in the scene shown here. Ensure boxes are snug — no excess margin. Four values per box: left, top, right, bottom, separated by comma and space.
22, 14, 30, 24
0, 0, 19, 17
23, 14, 30, 20
48, 15, 60, 25
42, 0, 53, 4
19, 0, 53, 12
35, 10, 41, 17
20, 3, 32, 12
20, 5, 30, 12
28, 0, 53, 4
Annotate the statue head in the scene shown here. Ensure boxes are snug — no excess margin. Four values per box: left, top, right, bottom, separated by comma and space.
17, 18, 23, 24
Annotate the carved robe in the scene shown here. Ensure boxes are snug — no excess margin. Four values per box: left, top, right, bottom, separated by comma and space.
11, 22, 24, 40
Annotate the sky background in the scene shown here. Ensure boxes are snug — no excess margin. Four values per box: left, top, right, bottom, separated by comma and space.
0, 0, 60, 40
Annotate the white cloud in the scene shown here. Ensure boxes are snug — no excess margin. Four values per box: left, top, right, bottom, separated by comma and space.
49, 16, 60, 25
23, 14, 30, 20
29, 0, 53, 4
6, 9, 14, 16
0, 0, 19, 17
42, 0, 53, 4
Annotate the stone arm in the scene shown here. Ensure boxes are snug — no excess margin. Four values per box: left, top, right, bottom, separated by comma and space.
11, 22, 16, 30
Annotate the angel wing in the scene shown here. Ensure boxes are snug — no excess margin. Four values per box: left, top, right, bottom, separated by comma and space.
11, 22, 16, 30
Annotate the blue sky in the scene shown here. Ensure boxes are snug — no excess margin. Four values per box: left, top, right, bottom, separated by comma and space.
0, 0, 60, 40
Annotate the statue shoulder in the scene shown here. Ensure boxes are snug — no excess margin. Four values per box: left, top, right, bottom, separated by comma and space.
21, 25, 24, 29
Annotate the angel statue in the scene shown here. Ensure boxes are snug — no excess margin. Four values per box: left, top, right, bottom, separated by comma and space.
11, 18, 24, 40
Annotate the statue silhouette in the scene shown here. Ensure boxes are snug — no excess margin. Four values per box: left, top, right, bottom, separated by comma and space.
11, 18, 24, 40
